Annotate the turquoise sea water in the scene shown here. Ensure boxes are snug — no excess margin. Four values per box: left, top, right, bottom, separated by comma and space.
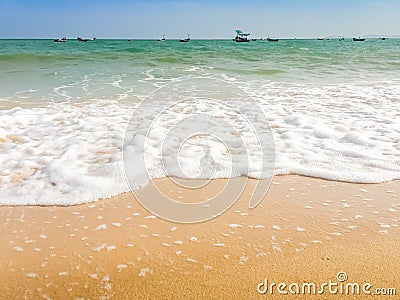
1, 38, 400, 107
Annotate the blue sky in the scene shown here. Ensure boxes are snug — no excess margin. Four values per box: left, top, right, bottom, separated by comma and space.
0, 0, 399, 38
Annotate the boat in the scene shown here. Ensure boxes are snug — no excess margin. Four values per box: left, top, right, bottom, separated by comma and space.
91, 37, 96, 41
180, 34, 190, 42
251, 38, 257, 41
234, 30, 250, 42
339, 37, 345, 41
380, 37, 386, 40
317, 38, 325, 40
158, 35, 166, 42
53, 37, 67, 43
267, 37, 279, 42
77, 35, 89, 42
353, 37, 365, 41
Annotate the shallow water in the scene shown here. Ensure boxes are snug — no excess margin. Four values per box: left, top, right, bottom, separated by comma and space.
1, 38, 400, 106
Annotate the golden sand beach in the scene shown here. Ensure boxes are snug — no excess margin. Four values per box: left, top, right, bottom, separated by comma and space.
0, 175, 399, 299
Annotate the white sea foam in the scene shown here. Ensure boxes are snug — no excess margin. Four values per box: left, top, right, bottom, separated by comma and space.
0, 103, 130, 205
0, 80, 399, 206
254, 80, 400, 183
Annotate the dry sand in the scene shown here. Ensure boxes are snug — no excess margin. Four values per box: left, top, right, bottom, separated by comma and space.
0, 175, 399, 299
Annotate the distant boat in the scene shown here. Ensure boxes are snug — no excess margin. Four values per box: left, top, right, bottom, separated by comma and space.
234, 30, 250, 42
251, 38, 257, 41
267, 37, 279, 42
353, 37, 365, 41
180, 34, 190, 42
158, 35, 166, 42
339, 37, 345, 41
77, 35, 89, 42
91, 37, 96, 41
53, 37, 67, 43
380, 37, 386, 40
317, 38, 325, 40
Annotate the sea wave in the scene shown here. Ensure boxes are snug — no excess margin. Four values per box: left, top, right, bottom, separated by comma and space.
0, 79, 399, 206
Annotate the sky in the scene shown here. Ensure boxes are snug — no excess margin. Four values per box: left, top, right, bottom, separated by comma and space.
0, 0, 399, 39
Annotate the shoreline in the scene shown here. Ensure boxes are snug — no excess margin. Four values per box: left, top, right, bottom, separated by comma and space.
3, 173, 400, 208
0, 175, 399, 299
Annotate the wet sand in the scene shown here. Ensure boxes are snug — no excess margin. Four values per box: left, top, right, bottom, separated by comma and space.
0, 175, 399, 299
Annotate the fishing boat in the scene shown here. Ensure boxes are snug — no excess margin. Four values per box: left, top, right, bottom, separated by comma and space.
353, 37, 365, 41
317, 38, 325, 40
180, 34, 190, 42
158, 35, 166, 42
53, 37, 67, 43
267, 37, 279, 42
380, 37, 386, 40
234, 30, 250, 42
77, 35, 89, 42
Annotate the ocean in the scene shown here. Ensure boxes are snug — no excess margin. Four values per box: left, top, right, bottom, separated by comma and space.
0, 39, 399, 205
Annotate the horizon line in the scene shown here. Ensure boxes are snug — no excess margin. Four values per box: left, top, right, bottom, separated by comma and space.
0, 35, 398, 40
